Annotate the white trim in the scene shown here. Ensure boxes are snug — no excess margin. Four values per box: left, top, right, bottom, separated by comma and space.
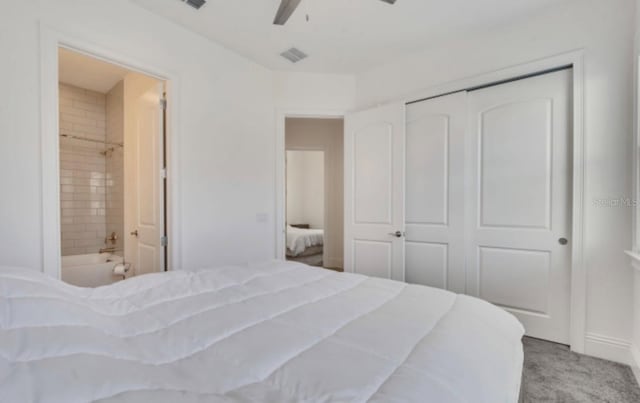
275, 109, 345, 260
625, 250, 640, 272
40, 26, 62, 280
39, 24, 183, 278
386, 50, 587, 354
631, 343, 640, 387
633, 54, 640, 252
632, 50, 640, 389
584, 333, 632, 365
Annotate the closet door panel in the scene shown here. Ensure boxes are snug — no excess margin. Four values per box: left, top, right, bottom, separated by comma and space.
406, 115, 448, 225
345, 103, 405, 281
478, 246, 550, 314
466, 69, 572, 344
353, 123, 393, 224
405, 92, 466, 293
479, 99, 552, 229
405, 241, 448, 289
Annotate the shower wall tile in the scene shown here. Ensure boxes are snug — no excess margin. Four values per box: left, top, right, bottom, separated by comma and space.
59, 83, 108, 256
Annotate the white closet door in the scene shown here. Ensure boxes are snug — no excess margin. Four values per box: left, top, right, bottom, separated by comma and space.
466, 69, 572, 344
344, 103, 405, 281
405, 92, 467, 293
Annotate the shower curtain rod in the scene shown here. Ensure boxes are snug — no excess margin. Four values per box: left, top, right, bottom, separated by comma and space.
59, 133, 123, 148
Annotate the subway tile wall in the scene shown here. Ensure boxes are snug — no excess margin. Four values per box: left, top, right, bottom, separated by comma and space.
59, 83, 108, 256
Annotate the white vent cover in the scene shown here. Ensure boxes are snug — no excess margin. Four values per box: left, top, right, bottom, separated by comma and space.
280, 47, 308, 63
179, 0, 206, 10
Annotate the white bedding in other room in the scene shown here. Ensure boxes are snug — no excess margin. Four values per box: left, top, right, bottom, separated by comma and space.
286, 225, 324, 256
0, 261, 524, 403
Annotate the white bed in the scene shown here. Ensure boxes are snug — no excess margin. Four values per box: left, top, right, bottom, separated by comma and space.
0, 261, 524, 402
286, 225, 324, 257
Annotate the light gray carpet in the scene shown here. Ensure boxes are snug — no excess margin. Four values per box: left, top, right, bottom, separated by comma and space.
522, 337, 640, 402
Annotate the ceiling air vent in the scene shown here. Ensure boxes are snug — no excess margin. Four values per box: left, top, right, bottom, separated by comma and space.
180, 0, 206, 10
280, 47, 308, 64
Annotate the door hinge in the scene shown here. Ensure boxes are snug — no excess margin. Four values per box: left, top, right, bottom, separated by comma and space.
160, 98, 167, 110
161, 236, 168, 247
161, 167, 167, 179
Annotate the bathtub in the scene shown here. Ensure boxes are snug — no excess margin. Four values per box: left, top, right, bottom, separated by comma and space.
61, 253, 130, 288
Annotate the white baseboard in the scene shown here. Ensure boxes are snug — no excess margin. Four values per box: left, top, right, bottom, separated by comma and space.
631, 344, 640, 387
583, 333, 631, 365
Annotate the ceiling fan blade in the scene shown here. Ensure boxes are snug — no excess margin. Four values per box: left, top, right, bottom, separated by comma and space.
379, 0, 397, 3
273, 0, 303, 25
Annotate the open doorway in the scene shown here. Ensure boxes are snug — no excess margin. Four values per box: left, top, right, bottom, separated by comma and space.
58, 48, 168, 287
284, 117, 344, 271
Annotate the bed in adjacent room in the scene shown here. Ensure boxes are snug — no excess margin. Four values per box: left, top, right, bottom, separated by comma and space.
286, 224, 324, 266
0, 261, 524, 402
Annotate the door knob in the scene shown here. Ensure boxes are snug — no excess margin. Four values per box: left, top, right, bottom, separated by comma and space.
388, 231, 404, 238
130, 230, 139, 237
558, 238, 568, 245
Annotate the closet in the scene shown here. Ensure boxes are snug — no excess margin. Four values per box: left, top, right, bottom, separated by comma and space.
345, 68, 572, 343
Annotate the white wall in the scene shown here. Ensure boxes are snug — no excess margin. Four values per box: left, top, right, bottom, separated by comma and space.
286, 150, 325, 229
0, 0, 275, 270
356, 0, 636, 363
633, 265, 640, 382
630, 0, 640, 383
285, 151, 305, 226
274, 72, 356, 112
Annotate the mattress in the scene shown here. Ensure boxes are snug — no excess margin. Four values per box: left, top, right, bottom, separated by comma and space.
0, 261, 524, 402
286, 226, 324, 256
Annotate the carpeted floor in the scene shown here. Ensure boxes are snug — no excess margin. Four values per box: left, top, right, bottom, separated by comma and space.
522, 337, 640, 402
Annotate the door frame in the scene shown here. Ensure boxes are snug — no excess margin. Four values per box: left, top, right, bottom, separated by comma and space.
398, 50, 586, 353
275, 109, 345, 261
39, 24, 182, 279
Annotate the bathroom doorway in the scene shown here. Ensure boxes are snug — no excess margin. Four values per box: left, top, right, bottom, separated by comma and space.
58, 48, 168, 287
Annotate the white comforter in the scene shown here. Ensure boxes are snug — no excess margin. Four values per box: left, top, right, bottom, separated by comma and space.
286, 226, 324, 256
0, 261, 524, 403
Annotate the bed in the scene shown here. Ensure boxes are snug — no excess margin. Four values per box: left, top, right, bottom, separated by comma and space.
286, 225, 324, 266
0, 261, 524, 402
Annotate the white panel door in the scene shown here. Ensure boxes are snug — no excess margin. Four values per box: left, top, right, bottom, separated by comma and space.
344, 103, 405, 281
124, 73, 165, 276
466, 69, 572, 344
405, 92, 466, 293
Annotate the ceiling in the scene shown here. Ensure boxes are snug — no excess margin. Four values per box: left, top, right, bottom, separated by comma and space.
131, 0, 568, 74
59, 48, 130, 93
